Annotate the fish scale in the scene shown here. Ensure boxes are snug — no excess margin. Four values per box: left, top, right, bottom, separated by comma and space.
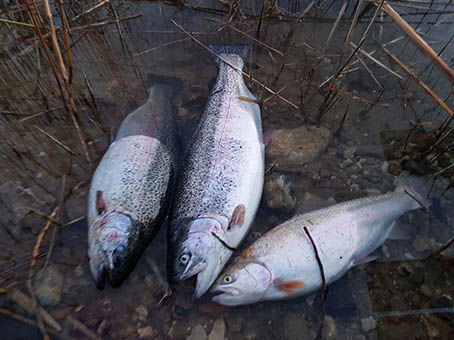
87, 76, 181, 288
168, 45, 265, 298
211, 172, 431, 306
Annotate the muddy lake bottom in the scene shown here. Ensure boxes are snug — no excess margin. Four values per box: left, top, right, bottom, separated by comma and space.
1, 0, 454, 339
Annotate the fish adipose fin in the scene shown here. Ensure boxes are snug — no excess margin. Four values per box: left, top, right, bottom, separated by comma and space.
209, 44, 249, 69
275, 280, 305, 295
394, 171, 431, 209
229, 204, 246, 229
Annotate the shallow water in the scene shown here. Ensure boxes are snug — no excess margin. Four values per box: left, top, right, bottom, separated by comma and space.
1, 1, 454, 339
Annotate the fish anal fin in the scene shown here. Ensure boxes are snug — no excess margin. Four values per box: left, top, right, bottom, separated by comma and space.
229, 204, 246, 229
353, 255, 377, 267
275, 280, 305, 295
96, 190, 105, 215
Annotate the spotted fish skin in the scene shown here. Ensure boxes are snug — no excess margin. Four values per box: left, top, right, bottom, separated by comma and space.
211, 173, 430, 306
168, 45, 265, 298
88, 75, 182, 288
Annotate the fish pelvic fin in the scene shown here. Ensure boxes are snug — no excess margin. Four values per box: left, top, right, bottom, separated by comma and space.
275, 280, 305, 295
394, 171, 432, 209
208, 44, 249, 69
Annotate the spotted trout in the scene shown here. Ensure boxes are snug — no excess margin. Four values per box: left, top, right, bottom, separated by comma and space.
87, 75, 182, 288
167, 45, 265, 299
212, 172, 430, 306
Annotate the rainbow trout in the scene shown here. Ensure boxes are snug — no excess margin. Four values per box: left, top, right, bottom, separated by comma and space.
167, 45, 265, 298
212, 172, 429, 306
87, 75, 182, 288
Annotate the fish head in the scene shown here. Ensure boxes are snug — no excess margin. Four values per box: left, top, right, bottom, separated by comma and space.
211, 260, 272, 306
168, 216, 227, 299
88, 210, 132, 288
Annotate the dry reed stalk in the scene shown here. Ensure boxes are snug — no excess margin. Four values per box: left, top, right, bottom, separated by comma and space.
33, 125, 74, 154
0, 18, 34, 27
30, 207, 59, 268
42, 0, 67, 80
7, 288, 62, 332
225, 24, 284, 56
0, 307, 77, 340
350, 41, 404, 80
376, 1, 454, 82
383, 47, 453, 116
171, 19, 299, 109
65, 315, 102, 340
20, 0, 111, 56
326, 87, 389, 107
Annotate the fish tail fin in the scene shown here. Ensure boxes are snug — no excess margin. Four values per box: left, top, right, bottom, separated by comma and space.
394, 171, 432, 209
208, 44, 249, 69
145, 73, 184, 98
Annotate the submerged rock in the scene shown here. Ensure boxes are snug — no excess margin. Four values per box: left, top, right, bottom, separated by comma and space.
264, 174, 296, 212
322, 315, 337, 340
266, 126, 332, 172
187, 324, 207, 340
35, 265, 64, 307
137, 326, 154, 338
361, 316, 376, 332
283, 313, 314, 340
208, 318, 225, 340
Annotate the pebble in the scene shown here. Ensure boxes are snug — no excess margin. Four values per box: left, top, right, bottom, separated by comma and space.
361, 317, 376, 332
412, 235, 432, 252
381, 244, 390, 258
264, 174, 296, 212
420, 283, 432, 297
322, 315, 337, 340
283, 313, 313, 340
35, 265, 64, 307
135, 305, 148, 321
266, 126, 332, 172
208, 318, 225, 340
187, 324, 207, 340
225, 314, 242, 332
354, 335, 367, 340
137, 326, 154, 338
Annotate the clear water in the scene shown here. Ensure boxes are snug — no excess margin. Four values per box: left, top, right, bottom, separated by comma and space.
1, 1, 454, 339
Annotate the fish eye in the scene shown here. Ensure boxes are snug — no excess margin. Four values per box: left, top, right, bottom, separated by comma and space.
179, 253, 190, 265
223, 275, 233, 284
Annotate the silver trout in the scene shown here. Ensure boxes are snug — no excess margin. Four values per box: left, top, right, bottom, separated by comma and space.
87, 75, 182, 288
167, 45, 265, 299
211, 172, 429, 306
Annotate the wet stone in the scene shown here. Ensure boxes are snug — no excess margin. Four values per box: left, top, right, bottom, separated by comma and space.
283, 313, 313, 340
266, 126, 332, 173
187, 324, 207, 340
322, 315, 337, 340
137, 326, 154, 338
429, 296, 452, 309
208, 318, 225, 340
35, 265, 64, 307
420, 284, 433, 298
412, 235, 432, 252
225, 314, 242, 332
135, 305, 148, 321
361, 317, 376, 332
264, 174, 297, 212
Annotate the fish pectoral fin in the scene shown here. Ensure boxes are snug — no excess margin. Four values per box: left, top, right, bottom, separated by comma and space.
353, 255, 377, 267
96, 190, 106, 215
228, 204, 246, 229
274, 280, 305, 295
